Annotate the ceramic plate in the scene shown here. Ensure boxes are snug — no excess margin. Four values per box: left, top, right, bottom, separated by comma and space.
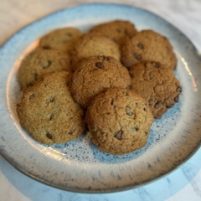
0, 3, 201, 193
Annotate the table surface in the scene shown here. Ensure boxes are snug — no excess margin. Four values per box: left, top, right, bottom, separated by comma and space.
1, 0, 201, 201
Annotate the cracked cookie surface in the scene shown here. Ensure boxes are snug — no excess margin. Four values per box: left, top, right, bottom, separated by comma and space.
71, 56, 131, 107
18, 48, 71, 89
89, 20, 137, 45
17, 71, 84, 144
121, 30, 177, 69
86, 88, 153, 154
129, 61, 181, 118
39, 27, 82, 53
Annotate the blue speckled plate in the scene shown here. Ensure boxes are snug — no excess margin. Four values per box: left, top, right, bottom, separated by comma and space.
0, 3, 201, 193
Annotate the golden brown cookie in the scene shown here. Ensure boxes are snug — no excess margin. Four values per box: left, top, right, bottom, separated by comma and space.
18, 48, 71, 89
121, 30, 177, 70
129, 61, 181, 118
70, 56, 131, 107
86, 88, 153, 154
39, 27, 82, 53
89, 20, 137, 45
17, 71, 84, 144
71, 34, 120, 66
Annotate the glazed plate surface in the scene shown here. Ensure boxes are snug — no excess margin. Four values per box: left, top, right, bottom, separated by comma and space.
0, 3, 201, 192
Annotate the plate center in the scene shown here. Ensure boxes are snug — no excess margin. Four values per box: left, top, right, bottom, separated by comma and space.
6, 39, 184, 164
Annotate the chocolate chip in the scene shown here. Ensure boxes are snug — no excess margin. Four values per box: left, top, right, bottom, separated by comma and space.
167, 102, 174, 108
125, 106, 133, 116
133, 53, 142, 61
49, 114, 54, 120
135, 127, 139, 131
95, 62, 104, 68
145, 131, 148, 135
154, 101, 162, 109
174, 96, 179, 102
176, 86, 182, 93
42, 60, 52, 69
34, 73, 38, 81
49, 97, 55, 102
130, 72, 135, 78
153, 62, 160, 68
103, 56, 111, 61
67, 131, 73, 135
143, 107, 146, 111
114, 130, 123, 140
124, 29, 129, 34
131, 126, 139, 132
46, 132, 53, 140
110, 99, 114, 105
46, 96, 55, 104
42, 45, 51, 49
137, 43, 144, 49
27, 83, 34, 87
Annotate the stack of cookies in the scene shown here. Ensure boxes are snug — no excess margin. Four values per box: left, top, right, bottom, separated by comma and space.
17, 20, 181, 154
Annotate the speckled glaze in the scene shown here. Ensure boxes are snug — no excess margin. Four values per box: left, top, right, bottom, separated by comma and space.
0, 3, 201, 192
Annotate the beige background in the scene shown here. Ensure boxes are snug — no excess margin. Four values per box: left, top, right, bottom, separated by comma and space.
0, 0, 131, 45
1, 0, 201, 51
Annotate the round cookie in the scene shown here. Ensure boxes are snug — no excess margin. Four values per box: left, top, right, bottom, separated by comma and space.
39, 27, 82, 53
71, 34, 120, 65
121, 30, 177, 70
89, 20, 137, 45
71, 56, 131, 107
86, 88, 153, 154
17, 71, 84, 144
129, 61, 181, 118
18, 48, 71, 89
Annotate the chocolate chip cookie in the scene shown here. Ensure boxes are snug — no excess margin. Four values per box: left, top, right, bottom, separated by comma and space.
71, 34, 120, 66
89, 20, 137, 45
86, 88, 153, 154
121, 30, 177, 69
17, 71, 84, 144
18, 48, 71, 89
71, 56, 131, 107
129, 61, 181, 118
39, 27, 82, 53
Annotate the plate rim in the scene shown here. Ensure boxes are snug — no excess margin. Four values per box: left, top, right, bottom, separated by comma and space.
0, 2, 201, 193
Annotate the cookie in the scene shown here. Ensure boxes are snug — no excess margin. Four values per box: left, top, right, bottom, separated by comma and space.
89, 20, 137, 45
121, 30, 177, 70
129, 61, 181, 118
86, 88, 153, 154
18, 48, 71, 89
17, 71, 84, 144
71, 56, 131, 107
39, 27, 82, 53
71, 34, 120, 66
